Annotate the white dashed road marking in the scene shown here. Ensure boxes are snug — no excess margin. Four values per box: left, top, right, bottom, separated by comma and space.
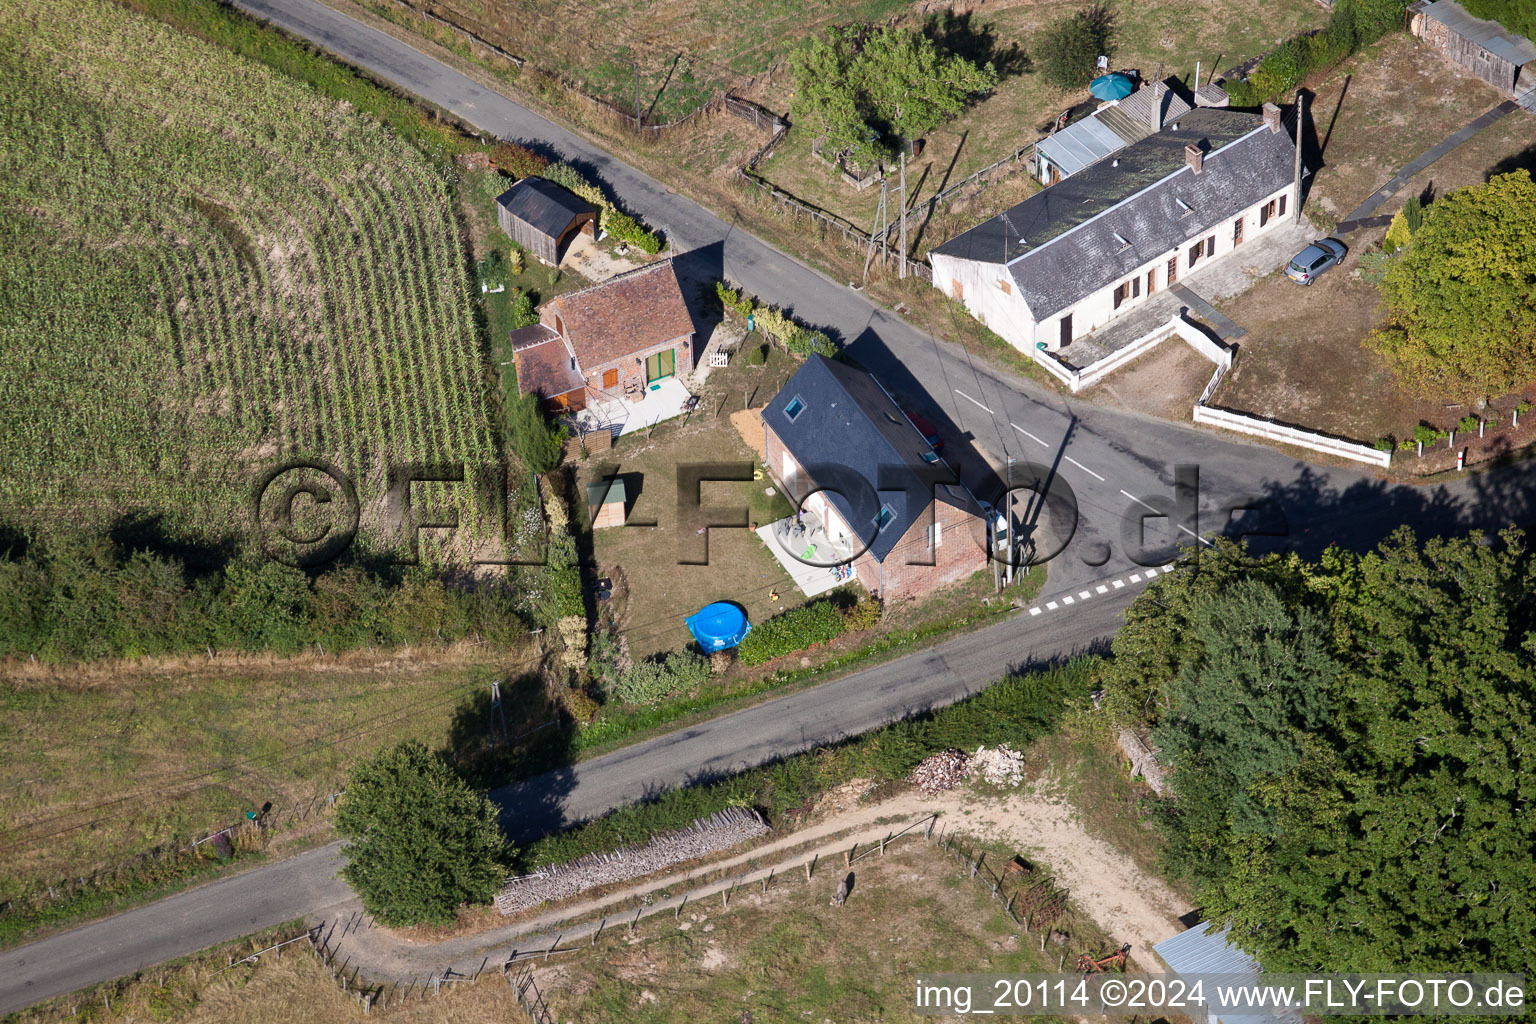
1024, 564, 1180, 620
1063, 456, 1105, 481
954, 389, 994, 415
1010, 422, 1050, 448
1120, 489, 1160, 512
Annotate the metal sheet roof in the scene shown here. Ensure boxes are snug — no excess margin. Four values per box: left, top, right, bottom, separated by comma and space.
1154, 925, 1303, 1024
1037, 117, 1127, 175
1423, 0, 1536, 65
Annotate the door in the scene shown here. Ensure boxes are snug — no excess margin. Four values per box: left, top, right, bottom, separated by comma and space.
602, 368, 619, 389
1059, 313, 1072, 347
644, 349, 675, 384
1233, 216, 1244, 246
1167, 256, 1178, 284
1147, 269, 1157, 294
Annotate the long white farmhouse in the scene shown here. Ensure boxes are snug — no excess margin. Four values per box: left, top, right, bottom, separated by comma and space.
928, 104, 1298, 353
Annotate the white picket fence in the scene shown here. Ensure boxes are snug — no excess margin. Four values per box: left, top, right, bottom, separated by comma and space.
1192, 404, 1393, 467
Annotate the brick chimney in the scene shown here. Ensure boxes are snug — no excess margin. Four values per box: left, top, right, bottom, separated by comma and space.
1262, 101, 1282, 133
1185, 142, 1203, 174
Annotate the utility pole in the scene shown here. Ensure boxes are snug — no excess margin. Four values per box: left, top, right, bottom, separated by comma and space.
633, 62, 642, 133
489, 680, 509, 748
898, 145, 908, 279
1292, 92, 1305, 222
862, 179, 888, 282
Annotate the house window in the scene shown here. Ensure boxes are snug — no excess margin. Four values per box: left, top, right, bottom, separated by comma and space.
1131, 276, 1141, 299
1113, 282, 1127, 309
784, 395, 806, 422
1260, 198, 1276, 226
875, 505, 895, 533
1278, 194, 1288, 218
928, 521, 943, 548
1233, 216, 1245, 246
1167, 256, 1178, 284
1206, 234, 1216, 258
602, 368, 618, 389
1188, 239, 1203, 265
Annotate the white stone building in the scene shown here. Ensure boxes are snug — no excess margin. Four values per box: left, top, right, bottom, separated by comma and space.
929, 105, 1299, 353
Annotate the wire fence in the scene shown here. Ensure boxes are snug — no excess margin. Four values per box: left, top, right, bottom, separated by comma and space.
0, 789, 345, 920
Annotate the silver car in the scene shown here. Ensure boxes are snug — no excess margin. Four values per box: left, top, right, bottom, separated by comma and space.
1284, 238, 1348, 285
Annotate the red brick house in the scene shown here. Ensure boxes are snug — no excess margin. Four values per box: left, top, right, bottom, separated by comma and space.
762, 356, 990, 601
511, 259, 695, 413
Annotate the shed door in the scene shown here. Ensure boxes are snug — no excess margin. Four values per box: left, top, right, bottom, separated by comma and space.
645, 349, 675, 385
602, 368, 619, 389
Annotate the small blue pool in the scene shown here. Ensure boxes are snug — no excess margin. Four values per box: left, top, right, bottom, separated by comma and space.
684, 602, 752, 652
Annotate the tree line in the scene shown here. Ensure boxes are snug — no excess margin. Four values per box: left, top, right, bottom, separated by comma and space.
0, 529, 527, 662
1099, 530, 1534, 976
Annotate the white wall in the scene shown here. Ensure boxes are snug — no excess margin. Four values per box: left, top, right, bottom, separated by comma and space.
934, 180, 1298, 353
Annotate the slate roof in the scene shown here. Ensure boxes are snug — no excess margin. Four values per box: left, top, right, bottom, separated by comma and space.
932, 109, 1294, 319
764, 356, 980, 564
543, 259, 693, 368
495, 177, 596, 238
512, 335, 583, 400
1421, 0, 1536, 66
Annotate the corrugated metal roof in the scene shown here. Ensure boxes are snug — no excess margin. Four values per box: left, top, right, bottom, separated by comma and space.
1423, 0, 1536, 65
1037, 117, 1126, 175
1153, 925, 1303, 1024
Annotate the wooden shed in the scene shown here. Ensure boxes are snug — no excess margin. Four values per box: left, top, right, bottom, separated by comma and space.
1410, 0, 1536, 94
586, 478, 627, 529
495, 178, 598, 265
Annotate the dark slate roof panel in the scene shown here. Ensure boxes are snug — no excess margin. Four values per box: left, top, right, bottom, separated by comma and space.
496, 177, 597, 239
1009, 115, 1294, 316
764, 356, 978, 563
931, 109, 1267, 272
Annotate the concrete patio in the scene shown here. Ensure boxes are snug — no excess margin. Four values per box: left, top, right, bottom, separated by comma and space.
571, 376, 696, 438
755, 515, 861, 598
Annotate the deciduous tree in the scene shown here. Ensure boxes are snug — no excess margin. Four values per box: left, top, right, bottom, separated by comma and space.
1369, 171, 1536, 402
336, 741, 508, 927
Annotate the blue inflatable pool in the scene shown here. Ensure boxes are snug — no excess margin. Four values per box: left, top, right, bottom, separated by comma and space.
684, 602, 752, 652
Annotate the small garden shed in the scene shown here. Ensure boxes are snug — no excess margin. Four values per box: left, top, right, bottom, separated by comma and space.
495, 177, 598, 265
1409, 0, 1536, 94
586, 478, 627, 529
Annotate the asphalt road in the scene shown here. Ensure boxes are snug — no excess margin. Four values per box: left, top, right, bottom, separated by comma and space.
1, 585, 1132, 1014
8, 0, 1536, 1011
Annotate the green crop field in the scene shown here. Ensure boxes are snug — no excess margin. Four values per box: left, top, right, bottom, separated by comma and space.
0, 0, 500, 552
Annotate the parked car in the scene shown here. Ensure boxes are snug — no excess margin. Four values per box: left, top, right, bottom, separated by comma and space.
905, 411, 943, 451
1284, 238, 1348, 285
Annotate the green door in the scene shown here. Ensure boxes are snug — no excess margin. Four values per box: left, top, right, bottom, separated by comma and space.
644, 348, 675, 385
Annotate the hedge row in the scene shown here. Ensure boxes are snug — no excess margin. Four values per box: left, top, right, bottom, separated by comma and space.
516, 657, 1094, 870
0, 531, 525, 663
716, 282, 837, 358
537, 163, 663, 254
1224, 0, 1409, 105
737, 597, 847, 666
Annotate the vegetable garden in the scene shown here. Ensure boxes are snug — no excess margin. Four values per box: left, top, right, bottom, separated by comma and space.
0, 0, 500, 551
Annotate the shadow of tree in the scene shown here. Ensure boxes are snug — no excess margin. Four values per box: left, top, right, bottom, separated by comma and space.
923, 11, 1032, 80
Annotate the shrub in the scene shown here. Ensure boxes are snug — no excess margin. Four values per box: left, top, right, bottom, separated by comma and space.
1373, 436, 1395, 452
562, 686, 600, 723
737, 599, 847, 666
611, 650, 711, 706
1457, 415, 1479, 433
715, 282, 838, 358
335, 741, 507, 927
1033, 4, 1116, 91
507, 290, 538, 328
746, 342, 767, 366
537, 163, 663, 253
494, 141, 550, 179
477, 250, 508, 290
1233, 0, 1408, 103
842, 594, 882, 631
1413, 422, 1444, 446
504, 391, 565, 474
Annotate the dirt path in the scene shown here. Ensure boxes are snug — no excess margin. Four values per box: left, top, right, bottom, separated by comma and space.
327, 779, 1189, 982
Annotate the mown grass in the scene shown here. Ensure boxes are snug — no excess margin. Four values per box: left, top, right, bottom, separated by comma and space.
0, 650, 536, 911
0, 0, 499, 549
